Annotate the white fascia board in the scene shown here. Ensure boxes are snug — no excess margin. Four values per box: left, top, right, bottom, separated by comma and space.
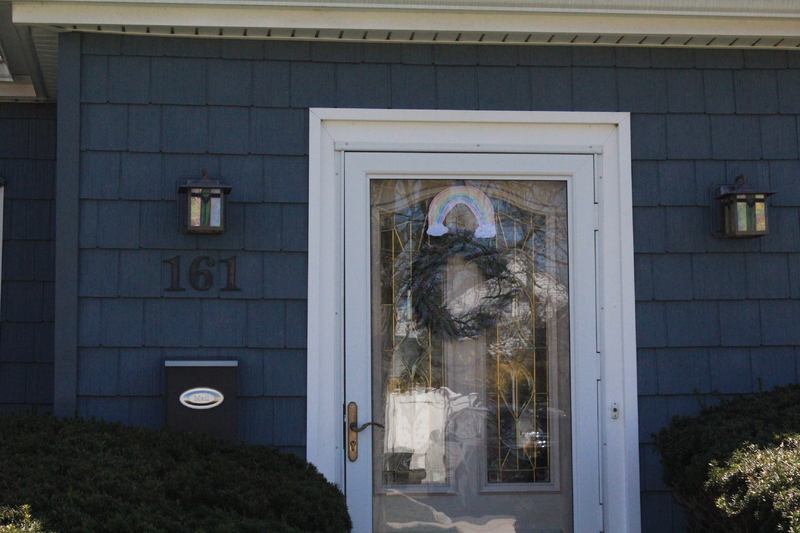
14, 2, 800, 40
12, 0, 800, 18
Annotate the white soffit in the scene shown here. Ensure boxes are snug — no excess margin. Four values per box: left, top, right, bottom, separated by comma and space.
0, 75, 36, 97
30, 27, 58, 98
12, 0, 800, 48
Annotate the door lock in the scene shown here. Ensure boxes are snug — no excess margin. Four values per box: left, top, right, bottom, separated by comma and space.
347, 402, 384, 461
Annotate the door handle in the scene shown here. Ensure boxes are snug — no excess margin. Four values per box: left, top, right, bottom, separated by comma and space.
347, 402, 383, 462
349, 421, 385, 433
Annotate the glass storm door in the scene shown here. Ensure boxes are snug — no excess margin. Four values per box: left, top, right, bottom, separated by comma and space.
344, 153, 600, 533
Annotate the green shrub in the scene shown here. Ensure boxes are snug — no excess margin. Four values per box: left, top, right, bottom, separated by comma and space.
0, 413, 351, 533
654, 384, 800, 533
0, 505, 55, 533
708, 437, 800, 532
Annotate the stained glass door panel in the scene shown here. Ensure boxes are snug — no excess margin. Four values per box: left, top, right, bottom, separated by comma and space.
371, 179, 571, 533
344, 152, 600, 533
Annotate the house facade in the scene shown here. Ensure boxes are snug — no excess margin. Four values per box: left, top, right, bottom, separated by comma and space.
2, 1, 800, 531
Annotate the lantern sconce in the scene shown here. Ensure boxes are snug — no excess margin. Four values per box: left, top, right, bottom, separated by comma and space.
710, 174, 775, 238
177, 169, 232, 234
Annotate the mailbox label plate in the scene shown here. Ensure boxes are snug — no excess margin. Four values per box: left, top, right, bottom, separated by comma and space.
179, 387, 225, 409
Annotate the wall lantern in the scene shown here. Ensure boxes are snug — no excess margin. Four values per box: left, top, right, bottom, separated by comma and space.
711, 174, 775, 238
177, 169, 232, 234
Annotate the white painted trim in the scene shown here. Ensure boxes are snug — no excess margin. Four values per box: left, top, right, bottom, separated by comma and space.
14, 0, 800, 18
315, 109, 628, 124
14, 2, 800, 46
164, 360, 239, 366
333, 143, 604, 154
307, 108, 640, 533
306, 107, 346, 488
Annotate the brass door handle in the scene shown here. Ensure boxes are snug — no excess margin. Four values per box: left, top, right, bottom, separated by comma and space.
349, 421, 385, 433
348, 402, 383, 461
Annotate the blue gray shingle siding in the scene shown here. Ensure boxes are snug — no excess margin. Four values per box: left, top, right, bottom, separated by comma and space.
0, 103, 56, 414
0, 31, 792, 532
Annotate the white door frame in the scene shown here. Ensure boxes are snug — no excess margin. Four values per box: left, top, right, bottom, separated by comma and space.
306, 109, 640, 533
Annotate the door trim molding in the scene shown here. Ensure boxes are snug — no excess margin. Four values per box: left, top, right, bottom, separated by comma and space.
306, 108, 640, 533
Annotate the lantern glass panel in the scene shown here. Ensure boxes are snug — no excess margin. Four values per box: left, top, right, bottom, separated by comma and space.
735, 194, 749, 233
189, 188, 223, 229
755, 195, 766, 232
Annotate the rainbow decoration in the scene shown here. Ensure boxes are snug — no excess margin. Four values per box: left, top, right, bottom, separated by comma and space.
427, 185, 496, 239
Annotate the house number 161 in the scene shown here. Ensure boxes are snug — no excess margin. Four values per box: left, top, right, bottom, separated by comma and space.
163, 256, 241, 292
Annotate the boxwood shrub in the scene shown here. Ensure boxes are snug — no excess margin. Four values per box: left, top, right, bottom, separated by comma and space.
654, 384, 800, 533
0, 413, 351, 533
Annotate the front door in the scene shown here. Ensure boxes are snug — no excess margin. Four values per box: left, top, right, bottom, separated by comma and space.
343, 152, 600, 533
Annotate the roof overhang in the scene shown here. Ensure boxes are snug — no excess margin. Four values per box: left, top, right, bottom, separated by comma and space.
12, 0, 800, 48
0, 2, 48, 100
7, 0, 800, 103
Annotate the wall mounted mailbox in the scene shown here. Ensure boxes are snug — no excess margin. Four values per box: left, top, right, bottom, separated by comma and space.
165, 360, 238, 441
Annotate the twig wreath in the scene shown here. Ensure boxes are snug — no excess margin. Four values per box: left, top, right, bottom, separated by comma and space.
406, 232, 520, 339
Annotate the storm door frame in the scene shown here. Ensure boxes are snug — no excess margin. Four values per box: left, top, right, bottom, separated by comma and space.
306, 108, 640, 533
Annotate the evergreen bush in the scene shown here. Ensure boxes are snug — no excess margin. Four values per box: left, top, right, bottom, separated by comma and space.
0, 505, 55, 533
0, 413, 351, 533
708, 437, 800, 532
654, 384, 800, 532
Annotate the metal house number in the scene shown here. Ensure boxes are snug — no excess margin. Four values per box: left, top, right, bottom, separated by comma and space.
163, 255, 241, 292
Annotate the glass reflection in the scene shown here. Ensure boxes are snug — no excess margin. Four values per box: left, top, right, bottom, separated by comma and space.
189, 187, 222, 229
371, 179, 572, 532
755, 200, 766, 232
